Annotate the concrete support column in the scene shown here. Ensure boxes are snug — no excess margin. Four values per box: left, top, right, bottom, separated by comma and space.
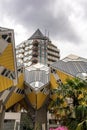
34, 105, 47, 130
47, 111, 49, 130
0, 105, 5, 130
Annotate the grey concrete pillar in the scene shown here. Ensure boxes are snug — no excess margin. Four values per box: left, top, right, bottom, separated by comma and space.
34, 105, 47, 130
0, 105, 5, 130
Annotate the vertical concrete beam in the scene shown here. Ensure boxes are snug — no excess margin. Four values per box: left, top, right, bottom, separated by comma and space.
0, 105, 5, 130
34, 105, 47, 130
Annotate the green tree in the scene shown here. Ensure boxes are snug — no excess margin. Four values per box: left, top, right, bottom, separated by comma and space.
49, 78, 87, 130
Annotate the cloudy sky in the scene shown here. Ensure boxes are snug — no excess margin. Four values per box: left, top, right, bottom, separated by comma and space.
0, 0, 87, 58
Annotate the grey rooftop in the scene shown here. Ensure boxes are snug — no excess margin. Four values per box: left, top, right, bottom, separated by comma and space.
29, 29, 47, 40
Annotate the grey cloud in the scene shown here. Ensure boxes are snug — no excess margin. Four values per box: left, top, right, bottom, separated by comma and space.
0, 0, 80, 43
79, 0, 87, 17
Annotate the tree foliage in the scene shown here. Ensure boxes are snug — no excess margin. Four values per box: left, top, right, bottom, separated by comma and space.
49, 78, 87, 130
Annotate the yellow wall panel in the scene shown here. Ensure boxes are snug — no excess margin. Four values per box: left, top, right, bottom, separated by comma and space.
37, 92, 47, 109
27, 92, 36, 108
50, 74, 58, 89
27, 92, 47, 109
0, 75, 13, 92
57, 70, 73, 83
5, 74, 24, 109
17, 74, 24, 89
0, 44, 15, 71
50, 70, 73, 101
6, 93, 24, 109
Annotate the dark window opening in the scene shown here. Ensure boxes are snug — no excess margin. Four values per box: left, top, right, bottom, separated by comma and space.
5, 70, 10, 76
2, 34, 8, 40
1, 69, 7, 75
10, 73, 15, 79
7, 37, 11, 43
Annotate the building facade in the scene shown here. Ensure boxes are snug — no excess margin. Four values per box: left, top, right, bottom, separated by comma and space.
16, 29, 60, 67
0, 27, 87, 130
